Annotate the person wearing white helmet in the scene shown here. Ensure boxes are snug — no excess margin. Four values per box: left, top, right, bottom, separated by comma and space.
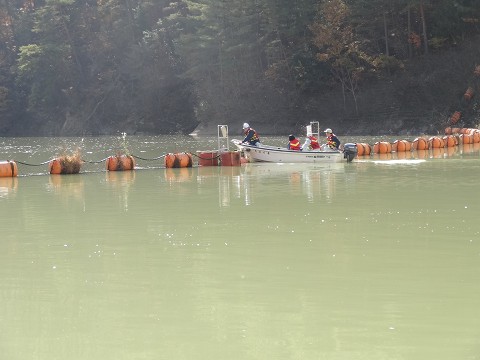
323, 128, 341, 150
242, 123, 260, 146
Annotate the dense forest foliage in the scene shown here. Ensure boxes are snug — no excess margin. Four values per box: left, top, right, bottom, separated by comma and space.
0, 0, 479, 136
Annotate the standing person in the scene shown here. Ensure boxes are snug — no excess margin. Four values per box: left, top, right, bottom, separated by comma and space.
302, 130, 321, 151
242, 123, 260, 146
287, 135, 301, 151
324, 128, 341, 150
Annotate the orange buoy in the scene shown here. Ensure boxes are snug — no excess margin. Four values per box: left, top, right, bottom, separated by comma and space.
164, 153, 193, 168
428, 136, 444, 149
0, 160, 18, 177
49, 156, 82, 174
450, 111, 461, 125
460, 133, 473, 144
196, 151, 219, 166
106, 155, 135, 171
472, 130, 480, 143
464, 87, 474, 101
451, 127, 461, 134
412, 137, 428, 150
442, 135, 457, 147
444, 127, 452, 135
220, 151, 241, 166
356, 143, 371, 156
373, 141, 391, 154
49, 159, 62, 174
392, 140, 411, 152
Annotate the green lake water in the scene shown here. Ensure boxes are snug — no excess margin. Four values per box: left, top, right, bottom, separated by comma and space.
0, 135, 479, 360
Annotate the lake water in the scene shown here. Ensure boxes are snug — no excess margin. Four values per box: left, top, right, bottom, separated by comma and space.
1, 135, 480, 360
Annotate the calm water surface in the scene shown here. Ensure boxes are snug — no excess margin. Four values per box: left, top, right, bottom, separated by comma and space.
1, 135, 480, 360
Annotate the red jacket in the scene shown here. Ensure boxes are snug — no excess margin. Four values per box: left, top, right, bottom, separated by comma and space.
289, 139, 301, 150
309, 136, 320, 149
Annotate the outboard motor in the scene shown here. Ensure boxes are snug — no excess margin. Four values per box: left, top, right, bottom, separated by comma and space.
343, 143, 358, 162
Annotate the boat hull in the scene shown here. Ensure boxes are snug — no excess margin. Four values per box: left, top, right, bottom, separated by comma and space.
234, 142, 344, 163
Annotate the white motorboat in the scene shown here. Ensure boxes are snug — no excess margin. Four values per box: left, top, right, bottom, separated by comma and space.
232, 140, 357, 163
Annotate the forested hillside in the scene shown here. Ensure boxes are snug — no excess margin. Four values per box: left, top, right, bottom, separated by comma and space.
0, 0, 479, 136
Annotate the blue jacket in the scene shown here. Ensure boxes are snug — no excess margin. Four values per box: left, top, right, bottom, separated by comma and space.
243, 128, 260, 145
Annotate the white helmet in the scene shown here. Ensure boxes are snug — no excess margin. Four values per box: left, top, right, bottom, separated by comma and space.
243, 123, 250, 129
324, 128, 332, 133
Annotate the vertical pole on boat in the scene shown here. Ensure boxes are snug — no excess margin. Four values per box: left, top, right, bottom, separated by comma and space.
218, 125, 229, 151
310, 121, 320, 138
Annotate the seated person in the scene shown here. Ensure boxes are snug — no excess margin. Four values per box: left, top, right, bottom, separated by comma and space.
302, 131, 321, 151
324, 128, 341, 150
242, 123, 260, 145
288, 135, 301, 151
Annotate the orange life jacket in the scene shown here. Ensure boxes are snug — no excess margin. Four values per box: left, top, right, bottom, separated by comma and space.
289, 139, 301, 151
309, 136, 320, 149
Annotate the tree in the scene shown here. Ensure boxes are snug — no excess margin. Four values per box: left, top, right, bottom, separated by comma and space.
310, 0, 373, 114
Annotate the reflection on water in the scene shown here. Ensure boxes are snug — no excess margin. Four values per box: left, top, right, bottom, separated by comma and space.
1, 135, 480, 360
105, 171, 136, 212
0, 177, 18, 199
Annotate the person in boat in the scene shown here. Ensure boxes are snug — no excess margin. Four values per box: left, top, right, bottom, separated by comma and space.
242, 123, 260, 146
288, 134, 301, 151
324, 128, 341, 150
301, 130, 321, 151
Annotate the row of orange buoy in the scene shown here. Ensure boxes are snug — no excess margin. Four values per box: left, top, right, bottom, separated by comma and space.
356, 127, 480, 156
0, 150, 243, 177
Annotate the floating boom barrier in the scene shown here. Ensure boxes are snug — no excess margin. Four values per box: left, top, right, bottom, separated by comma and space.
0, 149, 243, 177
2, 126, 480, 177
355, 127, 480, 158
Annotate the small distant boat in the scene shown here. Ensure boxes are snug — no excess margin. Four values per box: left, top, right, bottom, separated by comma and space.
232, 140, 357, 163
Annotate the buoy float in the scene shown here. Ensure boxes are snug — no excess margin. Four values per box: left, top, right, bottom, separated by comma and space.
451, 127, 462, 134
373, 141, 392, 154
355, 143, 371, 156
196, 151, 219, 166
392, 140, 411, 152
164, 153, 193, 168
464, 87, 474, 101
412, 137, 428, 150
428, 136, 444, 149
106, 155, 135, 171
460, 133, 474, 145
444, 127, 452, 135
0, 160, 18, 177
442, 135, 457, 148
450, 111, 461, 125
49, 158, 82, 175
472, 131, 480, 143
220, 151, 241, 166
